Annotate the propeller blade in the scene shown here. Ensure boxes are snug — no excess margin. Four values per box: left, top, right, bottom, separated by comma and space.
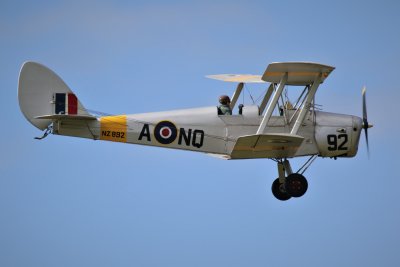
364, 125, 369, 157
362, 86, 367, 122
362, 87, 370, 157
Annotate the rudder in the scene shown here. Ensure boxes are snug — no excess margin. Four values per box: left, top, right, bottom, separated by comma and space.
18, 62, 90, 130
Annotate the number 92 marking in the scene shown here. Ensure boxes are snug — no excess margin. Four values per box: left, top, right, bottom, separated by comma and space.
327, 134, 348, 151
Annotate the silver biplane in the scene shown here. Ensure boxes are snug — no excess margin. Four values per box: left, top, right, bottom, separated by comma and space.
18, 61, 372, 200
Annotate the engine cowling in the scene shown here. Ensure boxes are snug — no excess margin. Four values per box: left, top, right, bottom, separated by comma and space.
315, 112, 363, 158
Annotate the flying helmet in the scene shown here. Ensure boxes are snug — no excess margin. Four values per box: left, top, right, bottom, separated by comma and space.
219, 95, 231, 105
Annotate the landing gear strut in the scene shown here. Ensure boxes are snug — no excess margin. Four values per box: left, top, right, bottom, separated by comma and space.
271, 158, 314, 201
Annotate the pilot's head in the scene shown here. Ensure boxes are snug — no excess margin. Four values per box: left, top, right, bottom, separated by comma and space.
219, 95, 231, 105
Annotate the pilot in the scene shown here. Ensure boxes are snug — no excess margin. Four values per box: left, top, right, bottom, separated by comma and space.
218, 95, 232, 115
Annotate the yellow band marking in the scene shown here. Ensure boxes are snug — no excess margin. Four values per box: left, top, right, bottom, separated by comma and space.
100, 115, 127, 143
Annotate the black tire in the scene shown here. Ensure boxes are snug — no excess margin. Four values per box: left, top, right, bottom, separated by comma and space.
285, 173, 308, 198
271, 178, 291, 201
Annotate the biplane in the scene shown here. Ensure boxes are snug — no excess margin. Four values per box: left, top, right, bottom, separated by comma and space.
18, 61, 372, 200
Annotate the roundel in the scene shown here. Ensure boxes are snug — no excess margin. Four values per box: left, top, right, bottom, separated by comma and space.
154, 121, 177, 145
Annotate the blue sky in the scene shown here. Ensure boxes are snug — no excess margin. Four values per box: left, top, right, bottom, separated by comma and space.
1, 0, 399, 266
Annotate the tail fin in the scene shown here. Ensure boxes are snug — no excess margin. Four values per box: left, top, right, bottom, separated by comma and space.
18, 62, 90, 130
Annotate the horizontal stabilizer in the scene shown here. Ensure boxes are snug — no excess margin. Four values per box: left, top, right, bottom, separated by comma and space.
35, 114, 97, 120
230, 133, 304, 159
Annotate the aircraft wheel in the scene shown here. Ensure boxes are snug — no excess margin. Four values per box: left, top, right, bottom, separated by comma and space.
271, 178, 291, 201
285, 173, 308, 198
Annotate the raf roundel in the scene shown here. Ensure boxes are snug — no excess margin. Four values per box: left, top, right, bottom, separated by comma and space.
154, 121, 178, 144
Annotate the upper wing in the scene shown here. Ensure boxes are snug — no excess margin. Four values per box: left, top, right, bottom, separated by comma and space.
206, 74, 265, 83
261, 62, 335, 85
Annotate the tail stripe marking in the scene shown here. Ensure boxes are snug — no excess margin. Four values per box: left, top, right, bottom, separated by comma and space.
55, 93, 66, 114
68, 94, 78, 114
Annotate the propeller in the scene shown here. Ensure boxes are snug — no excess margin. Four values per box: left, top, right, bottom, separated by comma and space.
362, 87, 373, 157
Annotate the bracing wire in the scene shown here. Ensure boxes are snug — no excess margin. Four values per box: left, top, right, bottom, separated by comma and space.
244, 83, 256, 104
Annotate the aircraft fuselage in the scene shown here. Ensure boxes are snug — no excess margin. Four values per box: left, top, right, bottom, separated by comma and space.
54, 106, 362, 159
